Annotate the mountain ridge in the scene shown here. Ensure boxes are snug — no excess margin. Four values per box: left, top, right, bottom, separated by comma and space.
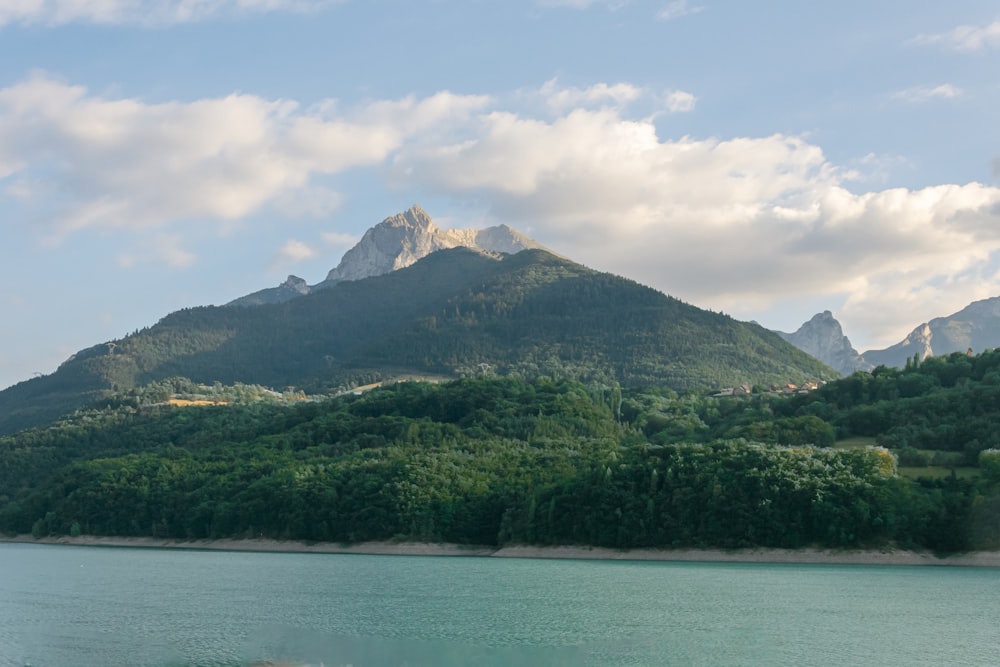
779, 297, 1000, 371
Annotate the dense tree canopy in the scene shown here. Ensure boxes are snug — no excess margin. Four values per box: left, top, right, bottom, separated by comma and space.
4, 353, 998, 553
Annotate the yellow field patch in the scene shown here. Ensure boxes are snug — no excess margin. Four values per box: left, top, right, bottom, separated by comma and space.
166, 398, 229, 407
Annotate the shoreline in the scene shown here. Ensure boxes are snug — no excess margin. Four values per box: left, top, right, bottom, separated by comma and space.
3, 534, 1000, 566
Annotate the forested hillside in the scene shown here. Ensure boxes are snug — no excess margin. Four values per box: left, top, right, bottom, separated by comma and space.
0, 248, 831, 436
4, 351, 999, 553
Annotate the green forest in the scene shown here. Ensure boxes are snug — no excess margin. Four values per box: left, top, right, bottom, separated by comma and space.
3, 350, 999, 554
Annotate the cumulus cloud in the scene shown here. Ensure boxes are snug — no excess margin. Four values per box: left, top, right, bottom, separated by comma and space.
910, 20, 1000, 52
656, 0, 703, 22
388, 102, 1000, 349
540, 79, 642, 113
0, 0, 339, 26
664, 89, 696, 112
890, 83, 963, 103
0, 74, 489, 235
270, 239, 317, 268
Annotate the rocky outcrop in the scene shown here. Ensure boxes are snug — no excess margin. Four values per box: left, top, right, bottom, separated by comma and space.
227, 275, 311, 307
776, 311, 872, 376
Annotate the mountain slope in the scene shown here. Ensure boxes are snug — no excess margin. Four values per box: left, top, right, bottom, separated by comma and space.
0, 248, 832, 435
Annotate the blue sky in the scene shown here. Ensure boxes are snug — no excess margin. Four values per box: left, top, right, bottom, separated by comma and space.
1, 0, 999, 389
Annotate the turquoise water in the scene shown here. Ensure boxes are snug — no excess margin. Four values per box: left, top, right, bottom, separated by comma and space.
1, 543, 998, 666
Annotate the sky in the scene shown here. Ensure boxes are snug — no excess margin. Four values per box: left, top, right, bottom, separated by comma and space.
1, 0, 999, 389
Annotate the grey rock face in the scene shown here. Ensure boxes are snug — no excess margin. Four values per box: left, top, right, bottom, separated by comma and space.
323, 206, 457, 283
776, 311, 872, 376
323, 205, 549, 285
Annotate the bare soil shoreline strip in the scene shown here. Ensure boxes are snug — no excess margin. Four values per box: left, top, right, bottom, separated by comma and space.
3, 534, 1000, 567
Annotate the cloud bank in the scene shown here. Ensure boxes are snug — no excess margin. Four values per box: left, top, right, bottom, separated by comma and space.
3, 74, 999, 349
0, 74, 488, 238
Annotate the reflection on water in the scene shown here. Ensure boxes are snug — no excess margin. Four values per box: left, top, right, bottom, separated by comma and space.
1, 543, 999, 667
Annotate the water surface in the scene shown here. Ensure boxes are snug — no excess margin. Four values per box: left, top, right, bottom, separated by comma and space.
1, 543, 997, 666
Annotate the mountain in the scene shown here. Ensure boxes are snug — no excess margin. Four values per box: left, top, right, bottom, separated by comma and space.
775, 311, 872, 376
0, 246, 832, 436
226, 205, 549, 306
863, 297, 1000, 368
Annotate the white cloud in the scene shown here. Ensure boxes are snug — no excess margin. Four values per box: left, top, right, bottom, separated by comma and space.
271, 239, 317, 268
656, 0, 703, 22
0, 0, 338, 26
0, 74, 488, 236
539, 79, 642, 112
911, 20, 1000, 52
321, 231, 359, 247
664, 89, 696, 112
890, 83, 963, 103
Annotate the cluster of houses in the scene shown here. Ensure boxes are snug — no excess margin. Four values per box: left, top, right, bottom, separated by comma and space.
712, 380, 825, 398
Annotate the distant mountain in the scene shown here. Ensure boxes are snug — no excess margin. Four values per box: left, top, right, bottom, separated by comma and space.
227, 205, 549, 306
0, 246, 832, 436
775, 311, 872, 376
863, 297, 1000, 368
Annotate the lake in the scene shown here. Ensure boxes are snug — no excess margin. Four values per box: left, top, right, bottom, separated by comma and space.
1, 543, 997, 666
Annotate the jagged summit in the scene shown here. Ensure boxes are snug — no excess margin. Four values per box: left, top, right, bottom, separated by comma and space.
776, 311, 871, 376
322, 205, 549, 285
322, 205, 457, 284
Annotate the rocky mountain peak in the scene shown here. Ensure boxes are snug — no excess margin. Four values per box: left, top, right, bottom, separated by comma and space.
388, 204, 436, 231
323, 205, 457, 283
776, 311, 872, 376
323, 206, 549, 285
281, 275, 309, 292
